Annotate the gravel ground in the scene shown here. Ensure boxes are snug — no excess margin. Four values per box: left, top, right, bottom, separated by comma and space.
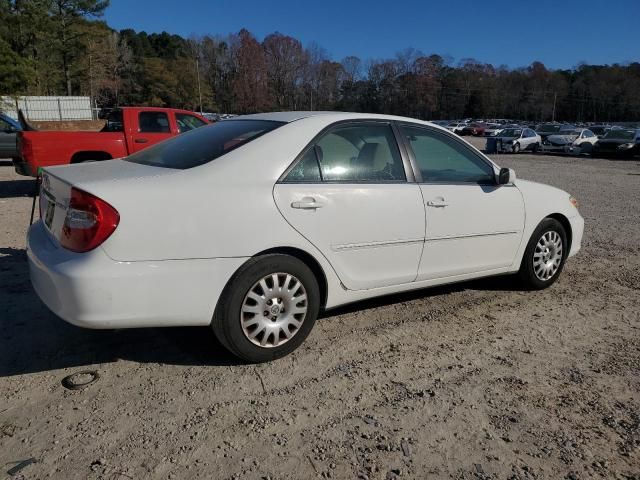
1, 144, 639, 479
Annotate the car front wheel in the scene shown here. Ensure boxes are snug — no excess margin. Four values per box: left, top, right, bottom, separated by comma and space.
513, 142, 521, 153
212, 254, 320, 362
518, 218, 568, 289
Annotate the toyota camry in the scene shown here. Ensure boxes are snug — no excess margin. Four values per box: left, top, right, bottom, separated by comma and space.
28, 112, 584, 362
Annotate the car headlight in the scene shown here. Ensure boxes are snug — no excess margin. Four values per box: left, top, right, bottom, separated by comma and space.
569, 196, 579, 208
618, 143, 634, 149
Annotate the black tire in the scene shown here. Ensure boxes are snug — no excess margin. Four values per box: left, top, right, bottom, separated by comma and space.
212, 254, 320, 363
532, 142, 540, 153
518, 218, 568, 290
579, 142, 593, 155
513, 142, 521, 154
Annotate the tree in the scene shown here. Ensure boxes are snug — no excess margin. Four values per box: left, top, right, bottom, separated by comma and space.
49, 0, 109, 95
263, 32, 305, 110
0, 37, 33, 94
232, 29, 271, 113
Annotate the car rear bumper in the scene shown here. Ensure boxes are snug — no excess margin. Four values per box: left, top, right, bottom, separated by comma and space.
12, 157, 34, 176
27, 221, 247, 329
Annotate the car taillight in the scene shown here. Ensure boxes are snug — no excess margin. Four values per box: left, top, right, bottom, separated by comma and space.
60, 188, 119, 253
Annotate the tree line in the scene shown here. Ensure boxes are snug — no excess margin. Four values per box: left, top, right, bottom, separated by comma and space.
2, 0, 639, 122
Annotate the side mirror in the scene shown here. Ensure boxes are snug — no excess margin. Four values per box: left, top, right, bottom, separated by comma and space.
498, 167, 516, 185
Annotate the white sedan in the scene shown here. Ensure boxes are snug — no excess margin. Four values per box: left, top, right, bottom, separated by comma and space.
28, 112, 584, 362
543, 128, 598, 154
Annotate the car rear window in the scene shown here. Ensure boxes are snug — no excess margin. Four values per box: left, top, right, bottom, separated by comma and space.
125, 120, 285, 169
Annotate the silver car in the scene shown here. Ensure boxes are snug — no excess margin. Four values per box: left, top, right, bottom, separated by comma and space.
490, 127, 542, 153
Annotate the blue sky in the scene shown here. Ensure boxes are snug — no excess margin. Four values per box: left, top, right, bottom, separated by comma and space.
103, 0, 639, 69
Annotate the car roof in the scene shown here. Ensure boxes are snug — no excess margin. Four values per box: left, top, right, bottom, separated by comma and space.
119, 106, 202, 114
227, 111, 439, 126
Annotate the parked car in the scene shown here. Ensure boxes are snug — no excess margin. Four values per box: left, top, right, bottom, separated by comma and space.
0, 113, 21, 160
483, 124, 504, 136
592, 128, 640, 158
14, 107, 209, 176
588, 125, 611, 138
27, 112, 583, 362
490, 127, 541, 153
460, 122, 487, 136
535, 123, 576, 142
445, 122, 466, 135
542, 128, 598, 154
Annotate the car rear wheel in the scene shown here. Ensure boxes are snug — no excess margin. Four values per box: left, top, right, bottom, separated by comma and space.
518, 218, 567, 289
513, 142, 521, 153
212, 254, 320, 362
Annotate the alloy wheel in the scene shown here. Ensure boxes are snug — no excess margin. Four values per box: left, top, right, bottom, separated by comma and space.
240, 272, 308, 348
533, 230, 563, 281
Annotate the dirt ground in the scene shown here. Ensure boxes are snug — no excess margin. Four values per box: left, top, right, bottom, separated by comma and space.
1, 140, 639, 479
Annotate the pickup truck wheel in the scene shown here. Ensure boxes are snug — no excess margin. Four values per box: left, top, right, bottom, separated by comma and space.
212, 254, 320, 363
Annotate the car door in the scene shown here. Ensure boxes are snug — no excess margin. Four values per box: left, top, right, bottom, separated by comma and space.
398, 124, 525, 281
273, 122, 425, 290
130, 111, 174, 153
0, 117, 18, 158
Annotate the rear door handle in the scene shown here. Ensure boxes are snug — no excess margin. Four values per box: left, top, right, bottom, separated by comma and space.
135, 138, 149, 144
427, 198, 448, 208
291, 197, 325, 209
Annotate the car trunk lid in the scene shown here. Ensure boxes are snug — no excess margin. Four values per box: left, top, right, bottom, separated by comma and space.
38, 160, 174, 246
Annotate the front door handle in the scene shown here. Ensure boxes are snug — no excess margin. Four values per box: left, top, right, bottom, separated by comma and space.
291, 197, 325, 209
135, 138, 149, 144
427, 197, 448, 208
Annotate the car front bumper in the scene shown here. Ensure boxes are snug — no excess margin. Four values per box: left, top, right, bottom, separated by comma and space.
541, 144, 568, 153
568, 213, 584, 258
27, 221, 247, 329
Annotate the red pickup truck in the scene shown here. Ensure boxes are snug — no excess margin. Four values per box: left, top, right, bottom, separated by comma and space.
14, 107, 209, 176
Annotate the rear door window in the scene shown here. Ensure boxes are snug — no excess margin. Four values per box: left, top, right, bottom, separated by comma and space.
102, 110, 123, 132
139, 112, 171, 133
284, 123, 406, 183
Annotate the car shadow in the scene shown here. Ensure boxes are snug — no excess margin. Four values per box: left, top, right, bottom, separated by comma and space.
0, 247, 240, 377
0, 246, 524, 378
0, 179, 37, 199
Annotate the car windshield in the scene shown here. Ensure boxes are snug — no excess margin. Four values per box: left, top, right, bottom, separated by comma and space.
500, 129, 521, 137
125, 120, 285, 169
602, 129, 635, 140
